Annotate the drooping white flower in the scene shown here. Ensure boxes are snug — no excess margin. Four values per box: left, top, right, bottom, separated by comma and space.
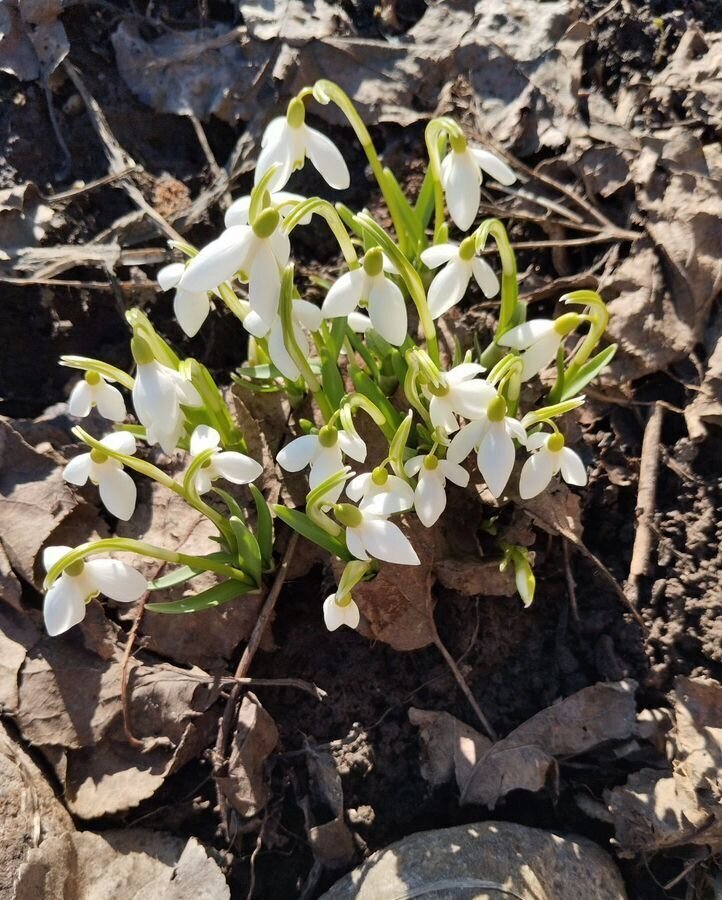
178, 211, 290, 337
63, 432, 138, 521
42, 545, 147, 637
224, 191, 311, 228
277, 425, 366, 503
518, 431, 587, 499
68, 371, 126, 422
131, 338, 202, 455
420, 238, 499, 319
441, 139, 516, 231
334, 495, 420, 566
346, 468, 414, 515
425, 363, 496, 434
262, 299, 323, 381
447, 394, 526, 498
497, 315, 580, 381
322, 249, 407, 346
323, 592, 360, 631
157, 262, 211, 338
255, 98, 350, 193
404, 454, 469, 527
189, 425, 263, 495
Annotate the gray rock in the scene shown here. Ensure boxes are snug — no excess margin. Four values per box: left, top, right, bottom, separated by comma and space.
320, 821, 627, 900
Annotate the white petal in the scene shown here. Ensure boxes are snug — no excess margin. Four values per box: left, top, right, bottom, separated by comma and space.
323, 594, 359, 631
249, 242, 281, 331
358, 519, 420, 565
273, 191, 311, 224
429, 395, 459, 434
212, 451, 263, 485
173, 373, 202, 407
244, 310, 271, 339
447, 421, 486, 464
85, 559, 147, 602
477, 424, 516, 498
337, 430, 367, 463
63, 453, 92, 486
180, 226, 252, 292
559, 447, 587, 486
267, 316, 300, 380
346, 527, 370, 562
255, 121, 295, 191
445, 363, 486, 384
269, 227, 291, 267
506, 417, 528, 445
498, 319, 555, 351
450, 380, 496, 420
100, 431, 137, 456
224, 195, 251, 228
469, 147, 516, 186
438, 460, 469, 487
157, 262, 185, 291
420, 243, 458, 269
347, 311, 371, 334
195, 468, 214, 495
404, 455, 424, 477
519, 449, 555, 500
346, 472, 372, 503
415, 470, 446, 527
68, 380, 93, 417
133, 363, 175, 427
362, 481, 414, 516
99, 466, 137, 520
260, 116, 287, 149
295, 299, 323, 332
368, 277, 407, 346
43, 545, 73, 572
174, 289, 210, 338
471, 257, 500, 298
95, 382, 126, 422
520, 331, 561, 380
445, 150, 481, 231
427, 259, 471, 319
309, 446, 345, 498
277, 434, 318, 472
322, 269, 364, 318
525, 432, 550, 452
190, 424, 221, 456
44, 578, 87, 636
303, 125, 350, 190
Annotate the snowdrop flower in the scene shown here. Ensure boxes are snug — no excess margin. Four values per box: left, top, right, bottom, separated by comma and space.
189, 425, 263, 495
277, 425, 366, 503
131, 337, 202, 454
441, 136, 516, 231
323, 592, 360, 631
255, 97, 350, 193
224, 191, 311, 228
178, 209, 290, 337
447, 394, 526, 498
262, 300, 323, 381
63, 432, 138, 521
519, 431, 587, 499
334, 496, 420, 566
157, 262, 211, 338
497, 314, 580, 381
404, 454, 469, 527
68, 371, 126, 422
420, 237, 499, 319
346, 467, 414, 515
425, 363, 496, 434
322, 249, 407, 346
42, 545, 147, 637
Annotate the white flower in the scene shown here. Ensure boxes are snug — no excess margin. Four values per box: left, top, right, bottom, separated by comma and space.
441, 141, 516, 231
178, 214, 290, 337
426, 363, 496, 434
224, 191, 311, 228
420, 240, 499, 319
277, 426, 366, 504
157, 262, 211, 338
322, 250, 407, 346
255, 99, 350, 193
346, 469, 414, 514
42, 545, 147, 636
68, 371, 126, 422
497, 319, 568, 381
447, 394, 526, 498
323, 592, 360, 631
263, 299, 323, 381
132, 344, 202, 454
189, 425, 263, 495
404, 454, 469, 527
63, 432, 138, 521
519, 431, 587, 499
335, 495, 420, 566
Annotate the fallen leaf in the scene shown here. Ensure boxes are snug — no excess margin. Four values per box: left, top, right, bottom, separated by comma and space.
671, 676, 722, 796
239, 0, 351, 41
0, 183, 54, 266
650, 28, 722, 131
0, 0, 68, 83
408, 707, 492, 787
303, 747, 355, 869
685, 330, 722, 440
0, 542, 22, 611
434, 557, 516, 597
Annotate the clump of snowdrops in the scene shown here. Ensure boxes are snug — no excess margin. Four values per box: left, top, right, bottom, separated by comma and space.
42, 81, 616, 637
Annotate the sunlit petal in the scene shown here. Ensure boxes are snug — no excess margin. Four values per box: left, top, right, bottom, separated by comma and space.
469, 148, 516, 185
427, 258, 471, 319
213, 451, 263, 485
519, 449, 555, 499
303, 126, 350, 190
368, 277, 407, 346
99, 466, 137, 520
420, 243, 458, 269
477, 423, 516, 498
44, 577, 87, 636
471, 257, 500, 298
322, 269, 364, 318
277, 434, 319, 472
85, 559, 147, 602
358, 519, 420, 565
415, 470, 446, 527
559, 447, 587, 486
63, 453, 92, 486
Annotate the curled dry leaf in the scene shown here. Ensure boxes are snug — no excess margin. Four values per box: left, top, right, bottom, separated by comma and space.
0, 183, 54, 266
301, 747, 355, 869
408, 707, 492, 787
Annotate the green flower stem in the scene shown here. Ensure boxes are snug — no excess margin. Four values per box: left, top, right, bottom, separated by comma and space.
337, 559, 373, 600
126, 309, 179, 369
249, 164, 280, 224
475, 218, 518, 343
186, 359, 246, 452
217, 281, 249, 322
562, 290, 609, 372
44, 538, 254, 591
520, 396, 585, 430
424, 118, 461, 242
345, 327, 380, 379
354, 212, 439, 366
305, 468, 350, 536
283, 198, 359, 269
403, 354, 432, 428
60, 356, 135, 390
388, 411, 413, 480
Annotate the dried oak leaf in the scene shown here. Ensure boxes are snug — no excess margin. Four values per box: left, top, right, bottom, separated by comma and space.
0, 0, 68, 83
0, 183, 54, 267
15, 829, 230, 900
685, 329, 722, 441
408, 707, 492, 788
302, 747, 355, 869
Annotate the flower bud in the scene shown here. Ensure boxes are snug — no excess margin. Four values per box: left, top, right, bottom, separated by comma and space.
547, 432, 565, 452
334, 503, 363, 528
459, 236, 476, 261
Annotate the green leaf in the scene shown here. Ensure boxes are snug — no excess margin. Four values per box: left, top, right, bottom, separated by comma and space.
249, 484, 274, 570
212, 486, 245, 520
146, 579, 255, 614
320, 348, 346, 408
382, 166, 422, 248
148, 552, 234, 590
230, 516, 262, 587
350, 368, 402, 432
272, 506, 353, 561
414, 167, 435, 232
561, 344, 617, 400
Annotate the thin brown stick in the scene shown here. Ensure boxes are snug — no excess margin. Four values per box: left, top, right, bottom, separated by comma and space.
626, 402, 664, 606
46, 166, 138, 203
562, 540, 580, 627
120, 590, 151, 749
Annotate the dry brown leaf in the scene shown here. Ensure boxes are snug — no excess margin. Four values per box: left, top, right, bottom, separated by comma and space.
240, 0, 351, 41
0, 542, 22, 611
434, 557, 516, 597
685, 330, 722, 440
0, 0, 68, 83
408, 707, 492, 787
216, 692, 278, 818
671, 676, 722, 796
303, 748, 355, 869
650, 28, 722, 131
0, 183, 54, 266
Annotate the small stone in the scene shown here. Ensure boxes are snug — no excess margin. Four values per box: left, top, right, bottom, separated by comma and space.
62, 93, 85, 116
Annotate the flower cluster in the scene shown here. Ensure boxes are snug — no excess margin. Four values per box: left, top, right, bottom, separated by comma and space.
43, 80, 615, 637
